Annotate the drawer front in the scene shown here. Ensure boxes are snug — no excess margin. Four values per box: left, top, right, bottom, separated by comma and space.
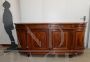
72, 24, 86, 28
50, 24, 73, 29
16, 24, 25, 29
50, 24, 85, 30
15, 24, 86, 30
72, 24, 86, 31
15, 24, 49, 29
27, 24, 49, 29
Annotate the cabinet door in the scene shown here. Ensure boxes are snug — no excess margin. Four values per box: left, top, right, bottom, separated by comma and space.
16, 29, 27, 50
75, 31, 84, 50
27, 30, 49, 51
52, 30, 70, 50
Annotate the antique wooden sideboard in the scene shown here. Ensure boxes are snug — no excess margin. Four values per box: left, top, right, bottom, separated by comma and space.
15, 23, 86, 57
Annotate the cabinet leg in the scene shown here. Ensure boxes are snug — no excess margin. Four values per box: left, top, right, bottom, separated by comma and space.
75, 52, 83, 56
69, 55, 74, 58
27, 54, 30, 57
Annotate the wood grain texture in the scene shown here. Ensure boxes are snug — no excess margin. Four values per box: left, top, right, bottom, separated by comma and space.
15, 23, 86, 55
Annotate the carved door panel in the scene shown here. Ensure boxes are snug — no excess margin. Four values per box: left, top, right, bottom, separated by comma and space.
75, 31, 84, 50
16, 29, 27, 50
27, 30, 49, 51
52, 30, 69, 50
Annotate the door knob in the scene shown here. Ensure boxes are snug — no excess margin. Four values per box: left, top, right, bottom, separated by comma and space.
80, 16, 86, 21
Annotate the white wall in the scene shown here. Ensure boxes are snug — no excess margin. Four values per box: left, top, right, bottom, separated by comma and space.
20, 0, 89, 22
0, 0, 20, 44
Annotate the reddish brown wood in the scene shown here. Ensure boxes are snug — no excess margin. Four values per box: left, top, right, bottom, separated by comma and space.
15, 23, 86, 55
27, 30, 49, 50
75, 31, 84, 50
16, 29, 27, 50
52, 31, 68, 50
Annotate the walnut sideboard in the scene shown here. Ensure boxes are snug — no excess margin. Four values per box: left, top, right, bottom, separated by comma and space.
15, 23, 86, 56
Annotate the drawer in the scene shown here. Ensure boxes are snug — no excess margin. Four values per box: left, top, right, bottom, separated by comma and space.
50, 24, 73, 29
72, 24, 86, 28
15, 24, 25, 29
15, 24, 49, 29
75, 28, 85, 31
50, 24, 86, 29
26, 24, 49, 29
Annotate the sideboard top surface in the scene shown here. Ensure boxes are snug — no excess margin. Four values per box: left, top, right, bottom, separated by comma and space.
14, 21, 87, 24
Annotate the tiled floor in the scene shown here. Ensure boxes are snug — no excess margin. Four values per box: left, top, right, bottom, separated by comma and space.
0, 48, 90, 62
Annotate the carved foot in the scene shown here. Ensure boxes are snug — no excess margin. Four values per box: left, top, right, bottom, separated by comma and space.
69, 55, 74, 58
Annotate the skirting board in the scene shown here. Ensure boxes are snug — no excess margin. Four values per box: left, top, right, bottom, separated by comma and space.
0, 44, 11, 47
